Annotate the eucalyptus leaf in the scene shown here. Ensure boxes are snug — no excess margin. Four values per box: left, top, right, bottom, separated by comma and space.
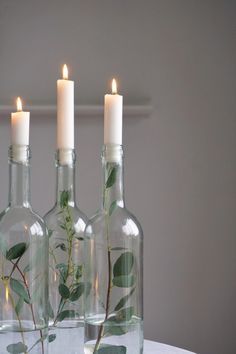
113, 275, 135, 288
56, 263, 68, 283
105, 167, 117, 188
111, 247, 127, 251
109, 200, 117, 216
75, 265, 83, 279
114, 288, 135, 311
113, 252, 134, 277
15, 296, 24, 316
48, 334, 56, 343
75, 236, 84, 241
10, 278, 30, 304
56, 310, 78, 322
104, 323, 127, 336
116, 306, 134, 321
6, 342, 28, 353
6, 243, 27, 261
58, 283, 70, 299
95, 344, 126, 354
55, 243, 67, 252
60, 190, 70, 208
70, 283, 84, 301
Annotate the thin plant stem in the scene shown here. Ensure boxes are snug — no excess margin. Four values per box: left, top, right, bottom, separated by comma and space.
1, 277, 28, 354
8, 287, 28, 354
93, 188, 113, 353
53, 201, 74, 325
65, 204, 73, 279
11, 261, 45, 354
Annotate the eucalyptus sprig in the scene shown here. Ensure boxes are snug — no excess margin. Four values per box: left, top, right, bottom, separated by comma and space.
92, 165, 136, 354
51, 190, 85, 326
0, 241, 47, 354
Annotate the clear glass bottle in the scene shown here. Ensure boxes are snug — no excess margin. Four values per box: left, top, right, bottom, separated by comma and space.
0, 145, 49, 354
44, 149, 87, 354
84, 144, 143, 354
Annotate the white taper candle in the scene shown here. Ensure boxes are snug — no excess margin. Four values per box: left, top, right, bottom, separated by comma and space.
11, 97, 30, 146
57, 64, 74, 150
104, 78, 123, 146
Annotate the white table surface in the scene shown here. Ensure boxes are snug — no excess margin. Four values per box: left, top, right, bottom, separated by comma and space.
144, 340, 195, 353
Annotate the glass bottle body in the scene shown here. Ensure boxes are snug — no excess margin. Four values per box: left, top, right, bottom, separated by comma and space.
0, 146, 49, 354
44, 149, 87, 354
84, 145, 143, 354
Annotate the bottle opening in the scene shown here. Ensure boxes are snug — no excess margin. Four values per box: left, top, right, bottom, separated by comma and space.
102, 144, 123, 163
56, 148, 75, 166
9, 145, 30, 164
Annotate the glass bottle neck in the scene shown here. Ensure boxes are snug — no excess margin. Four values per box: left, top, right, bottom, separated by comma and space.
8, 145, 31, 208
102, 145, 125, 210
55, 149, 76, 207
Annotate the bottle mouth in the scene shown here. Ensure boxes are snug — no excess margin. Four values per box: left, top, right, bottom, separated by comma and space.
56, 148, 76, 166
9, 145, 30, 164
102, 144, 123, 163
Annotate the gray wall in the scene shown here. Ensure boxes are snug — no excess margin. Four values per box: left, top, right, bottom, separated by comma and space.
0, 1, 236, 353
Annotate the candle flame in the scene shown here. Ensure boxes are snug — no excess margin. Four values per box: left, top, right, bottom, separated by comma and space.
112, 78, 117, 94
16, 97, 23, 112
63, 64, 69, 80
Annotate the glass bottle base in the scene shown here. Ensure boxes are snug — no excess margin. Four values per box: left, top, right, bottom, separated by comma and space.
0, 320, 48, 354
48, 320, 84, 354
85, 316, 143, 354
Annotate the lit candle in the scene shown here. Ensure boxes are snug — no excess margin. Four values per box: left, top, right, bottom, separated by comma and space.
57, 64, 74, 151
104, 78, 123, 146
11, 97, 30, 146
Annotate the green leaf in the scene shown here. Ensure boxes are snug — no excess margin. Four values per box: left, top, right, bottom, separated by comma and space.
48, 300, 54, 319
6, 243, 27, 261
75, 265, 83, 279
105, 167, 117, 188
109, 200, 118, 216
56, 310, 78, 322
113, 252, 134, 277
48, 334, 56, 343
6, 342, 28, 353
70, 283, 84, 301
58, 283, 70, 299
113, 275, 135, 288
111, 247, 127, 251
114, 288, 135, 311
75, 236, 84, 241
116, 306, 134, 321
104, 323, 127, 336
95, 345, 127, 354
56, 263, 68, 283
55, 243, 67, 251
60, 190, 70, 208
15, 296, 24, 316
59, 224, 66, 230
10, 278, 30, 304
0, 236, 8, 257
